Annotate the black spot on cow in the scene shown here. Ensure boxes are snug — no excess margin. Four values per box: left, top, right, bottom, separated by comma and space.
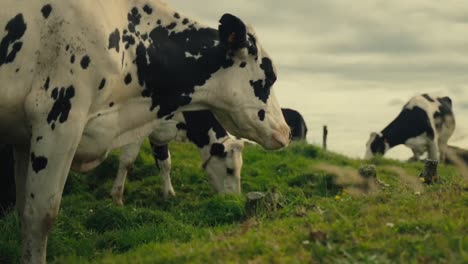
108, 29, 120, 53
141, 33, 148, 41
226, 168, 234, 175
30, 193, 35, 199
166, 22, 177, 30
0, 14, 27, 67
182, 111, 228, 148
98, 78, 106, 90
143, 4, 153, 15
422, 94, 435, 102
249, 58, 275, 103
124, 73, 132, 85
123, 35, 135, 49
174, 13, 181, 19
134, 14, 248, 118
30, 152, 48, 174
258, 109, 265, 121
47, 86, 75, 127
127, 7, 141, 33
109, 102, 114, 107
239, 62, 247, 68
210, 143, 227, 158
15, 68, 19, 72
36, 136, 43, 142
44, 77, 50, 91
70, 54, 75, 64
65, 44, 69, 51
80, 55, 90, 69
150, 143, 169, 161
182, 18, 189, 25
41, 4, 52, 19
157, 19, 161, 25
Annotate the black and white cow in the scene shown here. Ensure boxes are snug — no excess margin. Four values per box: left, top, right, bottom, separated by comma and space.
282, 108, 308, 141
365, 94, 455, 161
0, 1, 290, 262
111, 110, 244, 205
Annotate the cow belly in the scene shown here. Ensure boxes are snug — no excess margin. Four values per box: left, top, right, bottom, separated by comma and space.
405, 134, 429, 154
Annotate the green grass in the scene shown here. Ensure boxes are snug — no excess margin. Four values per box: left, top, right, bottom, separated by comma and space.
0, 142, 467, 263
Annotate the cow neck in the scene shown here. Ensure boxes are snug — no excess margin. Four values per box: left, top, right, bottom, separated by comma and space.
131, 13, 231, 119
380, 113, 410, 148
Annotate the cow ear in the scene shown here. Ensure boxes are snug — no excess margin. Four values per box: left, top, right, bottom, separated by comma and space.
210, 143, 227, 158
218, 13, 247, 50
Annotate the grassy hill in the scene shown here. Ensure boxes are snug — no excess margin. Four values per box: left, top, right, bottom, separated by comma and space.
0, 142, 467, 263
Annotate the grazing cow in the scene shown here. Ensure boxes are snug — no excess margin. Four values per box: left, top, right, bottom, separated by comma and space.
282, 108, 308, 141
111, 110, 244, 205
0, 144, 15, 216
365, 94, 455, 161
0, 1, 290, 262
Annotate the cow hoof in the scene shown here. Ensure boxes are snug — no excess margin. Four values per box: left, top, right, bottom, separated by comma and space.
163, 190, 176, 200
111, 196, 124, 206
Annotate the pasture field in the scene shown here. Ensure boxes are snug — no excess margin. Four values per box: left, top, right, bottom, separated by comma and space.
0, 142, 467, 263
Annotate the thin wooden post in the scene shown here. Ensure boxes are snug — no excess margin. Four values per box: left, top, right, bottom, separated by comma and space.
322, 125, 328, 150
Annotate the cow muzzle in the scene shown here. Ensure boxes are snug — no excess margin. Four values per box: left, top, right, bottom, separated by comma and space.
269, 125, 291, 150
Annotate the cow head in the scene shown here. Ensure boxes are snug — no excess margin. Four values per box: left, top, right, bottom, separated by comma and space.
132, 10, 290, 150
203, 139, 244, 194
364, 132, 389, 159
199, 14, 290, 150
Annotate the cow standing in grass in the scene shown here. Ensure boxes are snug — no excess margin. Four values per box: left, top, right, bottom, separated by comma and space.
111, 110, 244, 205
365, 94, 455, 162
0, 1, 290, 262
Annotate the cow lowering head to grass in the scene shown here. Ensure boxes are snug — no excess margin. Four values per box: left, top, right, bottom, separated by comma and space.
0, 1, 290, 262
111, 110, 244, 206
365, 94, 455, 162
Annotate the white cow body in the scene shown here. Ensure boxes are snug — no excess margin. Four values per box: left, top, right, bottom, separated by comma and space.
0, 1, 290, 262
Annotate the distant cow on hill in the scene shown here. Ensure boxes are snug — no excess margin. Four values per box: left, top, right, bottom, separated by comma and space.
365, 94, 455, 162
282, 108, 308, 141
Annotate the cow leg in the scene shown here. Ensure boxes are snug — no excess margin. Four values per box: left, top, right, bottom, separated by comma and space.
427, 139, 440, 161
20, 121, 84, 264
111, 142, 143, 206
150, 143, 175, 199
